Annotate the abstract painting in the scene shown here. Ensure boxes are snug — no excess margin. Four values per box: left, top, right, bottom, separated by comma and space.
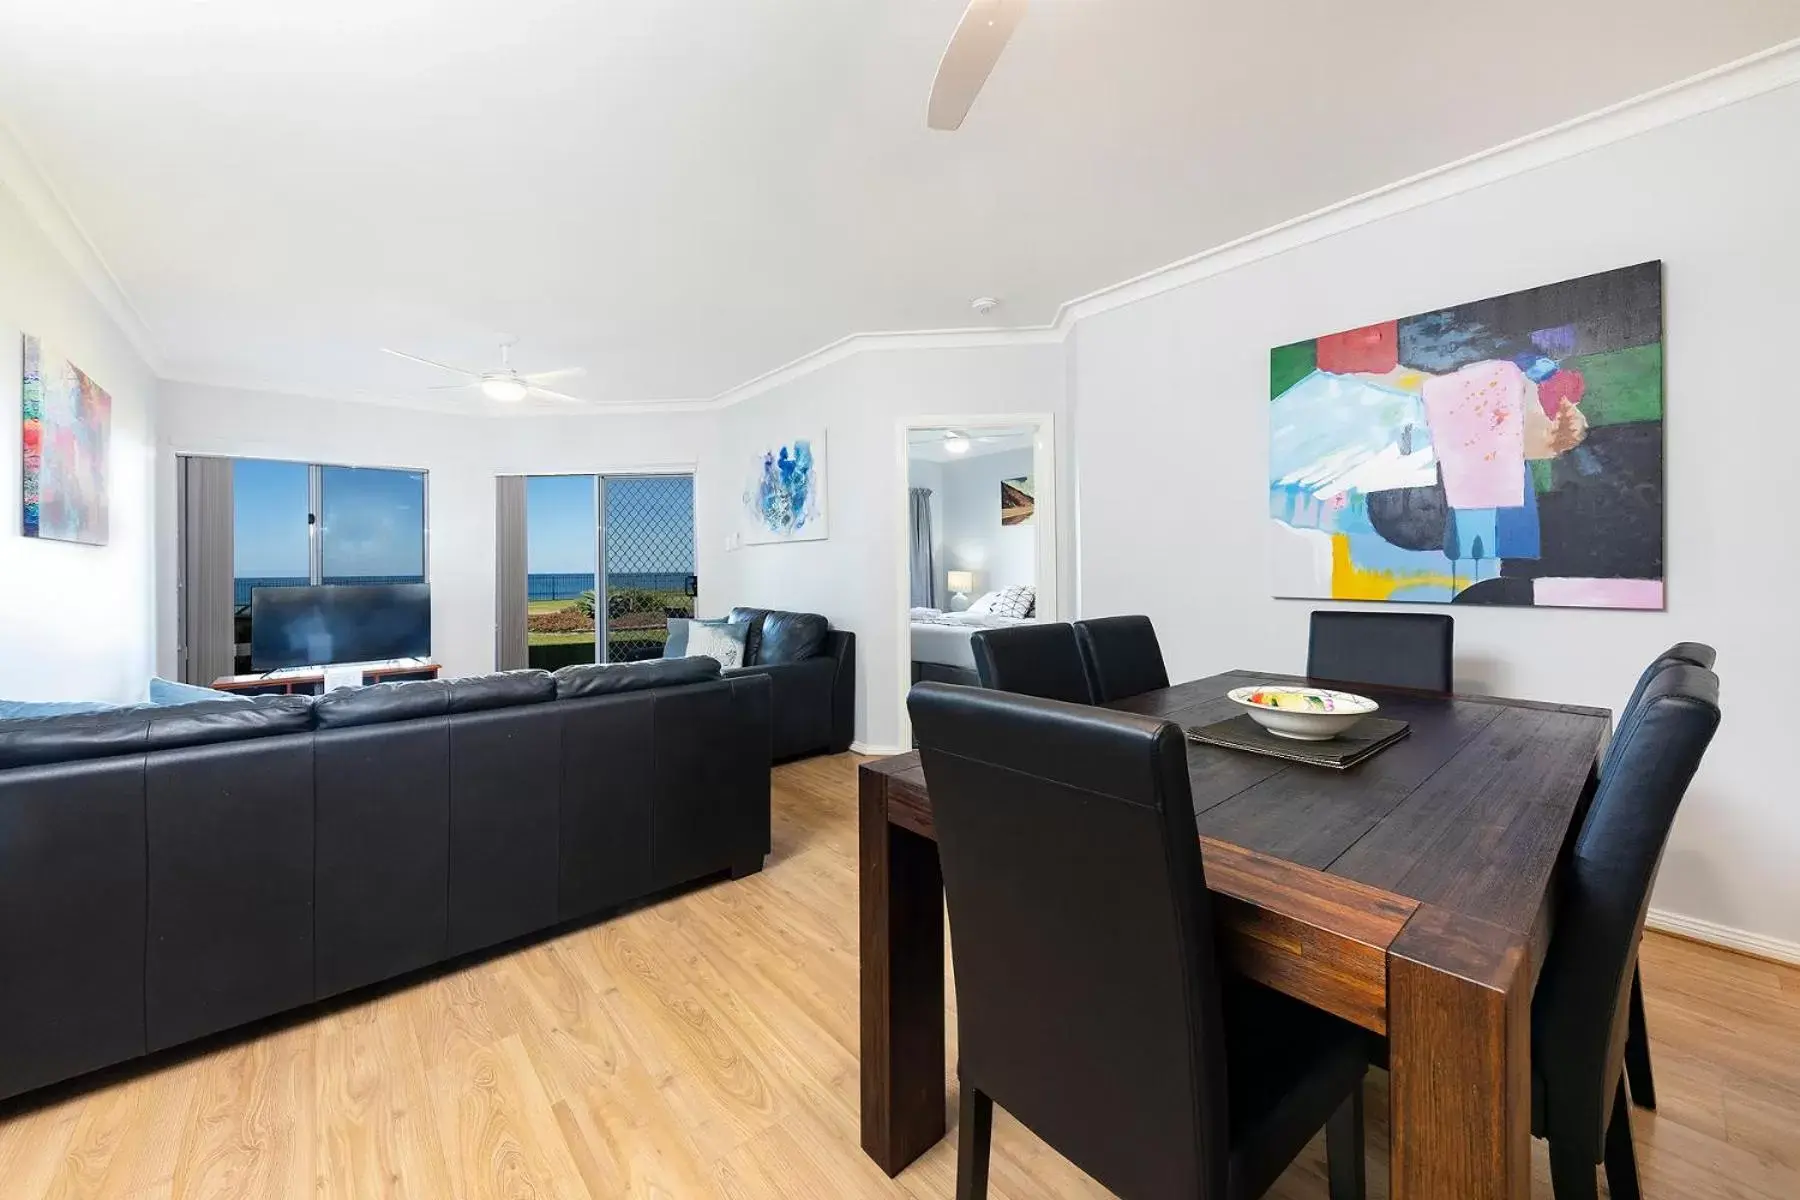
1269, 262, 1663, 609
741, 429, 827, 544
22, 334, 112, 546
1000, 475, 1035, 526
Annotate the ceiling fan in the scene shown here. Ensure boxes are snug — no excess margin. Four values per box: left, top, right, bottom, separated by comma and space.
380, 338, 589, 404
927, 0, 1028, 131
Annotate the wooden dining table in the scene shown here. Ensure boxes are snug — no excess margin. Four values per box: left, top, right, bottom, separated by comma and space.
859, 669, 1611, 1199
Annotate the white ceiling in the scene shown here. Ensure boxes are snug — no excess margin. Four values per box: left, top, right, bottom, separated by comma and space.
3, 0, 1797, 410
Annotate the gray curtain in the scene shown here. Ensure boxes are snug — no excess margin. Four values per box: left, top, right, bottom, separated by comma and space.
177, 455, 236, 685
495, 476, 529, 671
909, 486, 937, 609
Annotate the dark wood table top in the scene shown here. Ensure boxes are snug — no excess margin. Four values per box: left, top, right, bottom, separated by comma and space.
868, 668, 1609, 951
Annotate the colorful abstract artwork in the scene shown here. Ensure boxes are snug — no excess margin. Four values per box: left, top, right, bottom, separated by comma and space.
1000, 475, 1035, 526
22, 334, 112, 546
1269, 262, 1663, 609
741, 429, 827, 544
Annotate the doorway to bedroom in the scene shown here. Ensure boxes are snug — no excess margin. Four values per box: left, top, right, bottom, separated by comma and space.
898, 416, 1058, 745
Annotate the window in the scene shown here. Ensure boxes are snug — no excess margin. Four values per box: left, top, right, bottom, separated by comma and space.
229, 458, 428, 670
321, 466, 427, 584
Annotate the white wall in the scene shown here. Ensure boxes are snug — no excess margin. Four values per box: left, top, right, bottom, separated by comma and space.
153, 382, 709, 681
1071, 80, 1800, 947
702, 343, 1069, 750
905, 456, 945, 608
940, 447, 1036, 597
0, 182, 157, 702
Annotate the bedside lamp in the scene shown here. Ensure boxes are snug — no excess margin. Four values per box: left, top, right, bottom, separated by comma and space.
947, 570, 976, 611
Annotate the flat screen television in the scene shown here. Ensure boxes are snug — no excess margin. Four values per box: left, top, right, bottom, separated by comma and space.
250, 583, 431, 671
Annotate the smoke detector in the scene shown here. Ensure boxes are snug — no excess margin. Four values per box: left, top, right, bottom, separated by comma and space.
970, 296, 1000, 316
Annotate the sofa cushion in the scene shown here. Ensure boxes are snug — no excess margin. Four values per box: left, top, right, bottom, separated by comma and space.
144, 696, 316, 751
757, 611, 829, 664
553, 657, 721, 699
665, 619, 747, 669
0, 695, 316, 770
728, 607, 829, 665
315, 680, 452, 729
147, 677, 248, 707
448, 669, 556, 713
727, 607, 769, 663
0, 698, 123, 720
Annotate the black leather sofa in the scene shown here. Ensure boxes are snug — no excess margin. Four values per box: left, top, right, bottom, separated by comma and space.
725, 607, 855, 760
0, 658, 770, 1103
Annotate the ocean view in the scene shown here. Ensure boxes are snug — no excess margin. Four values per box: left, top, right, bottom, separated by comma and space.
233, 573, 693, 607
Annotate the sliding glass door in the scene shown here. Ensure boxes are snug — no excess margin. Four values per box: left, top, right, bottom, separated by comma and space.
522, 473, 694, 669
525, 475, 601, 670
601, 475, 696, 662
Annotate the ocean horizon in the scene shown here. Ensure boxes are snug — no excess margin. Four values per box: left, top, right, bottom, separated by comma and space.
234, 572, 693, 606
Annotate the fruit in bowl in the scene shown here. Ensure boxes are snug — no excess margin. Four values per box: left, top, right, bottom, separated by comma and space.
1227, 685, 1378, 741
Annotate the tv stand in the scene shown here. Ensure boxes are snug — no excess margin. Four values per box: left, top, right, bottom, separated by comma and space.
211, 660, 441, 697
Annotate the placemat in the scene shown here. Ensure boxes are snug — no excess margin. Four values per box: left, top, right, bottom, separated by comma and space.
1184, 713, 1410, 769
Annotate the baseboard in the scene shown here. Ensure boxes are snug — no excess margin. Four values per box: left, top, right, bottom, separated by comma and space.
1645, 908, 1800, 968
849, 741, 910, 757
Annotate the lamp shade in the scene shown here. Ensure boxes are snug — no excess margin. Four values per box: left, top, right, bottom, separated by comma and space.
947, 570, 975, 594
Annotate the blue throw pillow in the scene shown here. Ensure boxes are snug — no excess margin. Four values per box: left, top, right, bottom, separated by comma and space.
0, 698, 123, 720
147, 677, 246, 707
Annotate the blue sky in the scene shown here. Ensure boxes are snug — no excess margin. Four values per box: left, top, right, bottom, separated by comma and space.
234, 459, 426, 578
530, 474, 695, 574
232, 460, 690, 577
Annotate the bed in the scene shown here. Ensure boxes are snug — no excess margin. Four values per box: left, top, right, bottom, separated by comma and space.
909, 608, 1038, 685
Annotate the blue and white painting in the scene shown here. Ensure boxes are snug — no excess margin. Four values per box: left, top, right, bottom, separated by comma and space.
741, 429, 828, 544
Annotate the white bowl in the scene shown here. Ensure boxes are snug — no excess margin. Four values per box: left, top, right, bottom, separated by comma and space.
1227, 685, 1379, 741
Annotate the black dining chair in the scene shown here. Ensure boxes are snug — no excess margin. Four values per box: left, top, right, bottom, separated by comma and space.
1611, 641, 1717, 1113
969, 622, 1095, 705
1532, 663, 1721, 1199
1306, 611, 1454, 694
1074, 614, 1171, 702
909, 682, 1369, 1200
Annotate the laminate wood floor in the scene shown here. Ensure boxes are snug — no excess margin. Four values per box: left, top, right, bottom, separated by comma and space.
2, 753, 1797, 1199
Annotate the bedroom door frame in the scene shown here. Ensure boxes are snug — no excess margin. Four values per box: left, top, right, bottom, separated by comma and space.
892, 413, 1060, 752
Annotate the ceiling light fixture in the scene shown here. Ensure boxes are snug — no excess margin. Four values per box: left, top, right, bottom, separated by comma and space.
945, 434, 971, 455
481, 375, 530, 404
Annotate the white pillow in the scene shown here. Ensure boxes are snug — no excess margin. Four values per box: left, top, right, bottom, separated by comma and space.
965, 590, 1001, 615
686, 621, 746, 669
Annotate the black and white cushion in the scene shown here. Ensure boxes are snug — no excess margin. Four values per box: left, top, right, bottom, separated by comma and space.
981, 585, 1036, 620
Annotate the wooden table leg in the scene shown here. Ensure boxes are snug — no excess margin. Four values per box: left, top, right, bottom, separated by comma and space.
1387, 906, 1532, 1200
860, 770, 946, 1176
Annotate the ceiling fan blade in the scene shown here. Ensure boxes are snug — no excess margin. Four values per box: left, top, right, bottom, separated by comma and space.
380, 347, 482, 379
523, 366, 587, 384
528, 385, 590, 404
427, 382, 480, 391
927, 0, 1028, 132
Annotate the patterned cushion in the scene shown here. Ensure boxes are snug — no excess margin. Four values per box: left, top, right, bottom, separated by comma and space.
682, 620, 748, 669
978, 585, 1036, 620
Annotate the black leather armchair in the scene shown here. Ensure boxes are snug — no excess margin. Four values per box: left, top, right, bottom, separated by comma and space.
726, 607, 855, 760
0, 661, 771, 1103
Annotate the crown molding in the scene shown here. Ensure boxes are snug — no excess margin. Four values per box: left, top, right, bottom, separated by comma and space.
705, 324, 1064, 409
711, 35, 1800, 408
1052, 36, 1800, 327
12, 37, 1799, 415
0, 118, 164, 372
